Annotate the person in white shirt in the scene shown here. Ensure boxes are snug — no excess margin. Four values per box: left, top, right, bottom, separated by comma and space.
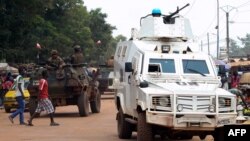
8, 67, 27, 125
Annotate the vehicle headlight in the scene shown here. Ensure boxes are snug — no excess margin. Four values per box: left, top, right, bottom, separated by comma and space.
159, 97, 170, 107
208, 105, 215, 112
177, 104, 183, 112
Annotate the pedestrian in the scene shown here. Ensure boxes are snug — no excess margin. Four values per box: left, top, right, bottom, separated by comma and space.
0, 72, 14, 109
8, 67, 27, 125
231, 70, 240, 88
27, 69, 59, 126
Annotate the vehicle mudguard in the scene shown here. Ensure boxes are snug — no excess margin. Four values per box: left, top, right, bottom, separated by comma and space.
137, 100, 147, 111
116, 92, 126, 113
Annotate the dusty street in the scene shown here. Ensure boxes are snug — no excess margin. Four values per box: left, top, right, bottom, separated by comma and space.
0, 98, 213, 141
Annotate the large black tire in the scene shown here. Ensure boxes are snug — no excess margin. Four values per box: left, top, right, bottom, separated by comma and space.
29, 97, 39, 117
168, 132, 193, 140
90, 89, 101, 113
77, 92, 89, 117
199, 134, 207, 140
4, 106, 11, 113
137, 112, 153, 141
117, 108, 133, 139
213, 127, 224, 141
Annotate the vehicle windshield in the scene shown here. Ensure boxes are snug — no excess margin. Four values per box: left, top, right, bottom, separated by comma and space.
182, 59, 209, 75
149, 59, 175, 73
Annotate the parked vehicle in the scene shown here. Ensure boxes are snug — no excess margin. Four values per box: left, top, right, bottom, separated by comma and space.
4, 77, 30, 113
97, 67, 114, 94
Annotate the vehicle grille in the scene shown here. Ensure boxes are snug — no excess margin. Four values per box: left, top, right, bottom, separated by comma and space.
152, 96, 171, 107
176, 96, 213, 112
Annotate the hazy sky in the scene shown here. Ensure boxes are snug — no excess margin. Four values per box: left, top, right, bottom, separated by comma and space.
84, 0, 250, 57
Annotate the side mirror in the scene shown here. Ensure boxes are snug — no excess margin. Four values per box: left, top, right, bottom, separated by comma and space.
218, 65, 226, 75
125, 62, 133, 72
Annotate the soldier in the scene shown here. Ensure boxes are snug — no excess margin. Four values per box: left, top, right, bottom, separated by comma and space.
47, 50, 65, 69
47, 50, 65, 80
71, 45, 84, 65
70, 45, 84, 78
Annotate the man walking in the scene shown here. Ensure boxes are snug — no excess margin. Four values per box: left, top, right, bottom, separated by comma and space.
8, 67, 27, 125
27, 70, 59, 126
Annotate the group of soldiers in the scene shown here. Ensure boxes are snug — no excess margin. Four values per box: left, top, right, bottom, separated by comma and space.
47, 45, 84, 79
48, 45, 84, 69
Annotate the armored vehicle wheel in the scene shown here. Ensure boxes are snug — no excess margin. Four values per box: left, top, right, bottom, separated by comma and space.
199, 134, 207, 140
137, 112, 153, 141
90, 89, 101, 113
29, 97, 40, 117
117, 108, 132, 139
4, 106, 11, 113
168, 132, 193, 140
213, 127, 224, 141
77, 92, 89, 117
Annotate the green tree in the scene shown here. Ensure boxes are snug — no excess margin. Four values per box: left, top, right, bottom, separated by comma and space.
103, 34, 127, 61
0, 0, 116, 64
229, 39, 244, 57
238, 34, 250, 56
87, 8, 116, 62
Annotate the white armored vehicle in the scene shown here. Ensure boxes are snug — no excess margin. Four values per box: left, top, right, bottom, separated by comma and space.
113, 4, 237, 141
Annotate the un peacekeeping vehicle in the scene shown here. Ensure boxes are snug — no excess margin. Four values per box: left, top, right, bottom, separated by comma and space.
113, 4, 237, 141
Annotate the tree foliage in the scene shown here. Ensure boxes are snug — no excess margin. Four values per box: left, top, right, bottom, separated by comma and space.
0, 0, 117, 64
230, 33, 250, 57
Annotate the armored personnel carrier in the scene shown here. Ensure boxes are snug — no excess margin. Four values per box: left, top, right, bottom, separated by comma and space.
27, 63, 101, 117
113, 4, 237, 141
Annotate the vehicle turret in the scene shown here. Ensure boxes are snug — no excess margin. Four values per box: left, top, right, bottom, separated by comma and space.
137, 4, 193, 40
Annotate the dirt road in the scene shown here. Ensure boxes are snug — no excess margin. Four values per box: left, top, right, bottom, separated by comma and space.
0, 98, 213, 141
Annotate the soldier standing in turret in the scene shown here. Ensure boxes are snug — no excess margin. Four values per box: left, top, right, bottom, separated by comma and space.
47, 50, 65, 79
70, 45, 84, 78
47, 50, 65, 69
71, 45, 84, 64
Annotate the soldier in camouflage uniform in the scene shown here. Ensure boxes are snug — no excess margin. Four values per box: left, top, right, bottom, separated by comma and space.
71, 45, 84, 64
70, 45, 84, 78
48, 50, 65, 69
47, 50, 65, 79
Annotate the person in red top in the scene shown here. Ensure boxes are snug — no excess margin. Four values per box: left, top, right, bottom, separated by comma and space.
231, 71, 240, 88
27, 70, 59, 126
0, 72, 13, 107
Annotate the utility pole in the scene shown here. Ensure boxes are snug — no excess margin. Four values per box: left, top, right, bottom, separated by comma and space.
207, 33, 210, 55
220, 5, 236, 61
226, 12, 229, 61
200, 40, 203, 52
216, 0, 219, 59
